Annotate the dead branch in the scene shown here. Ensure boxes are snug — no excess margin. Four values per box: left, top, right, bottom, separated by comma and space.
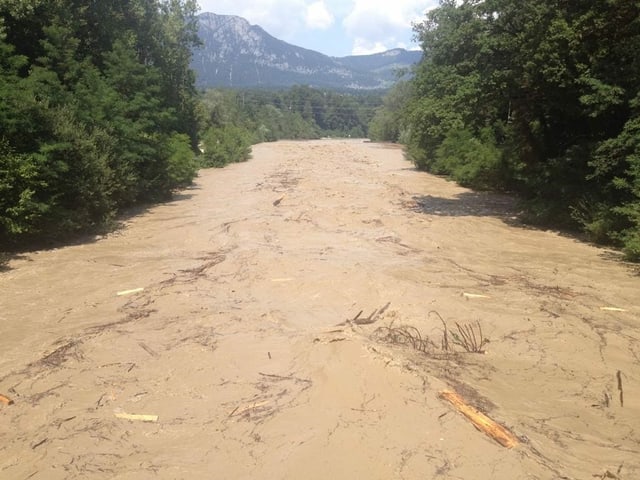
451, 321, 489, 353
429, 310, 450, 352
354, 302, 391, 325
617, 370, 624, 407
338, 303, 391, 326
372, 324, 435, 353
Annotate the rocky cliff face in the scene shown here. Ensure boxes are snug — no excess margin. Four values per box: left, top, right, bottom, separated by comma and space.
191, 13, 421, 90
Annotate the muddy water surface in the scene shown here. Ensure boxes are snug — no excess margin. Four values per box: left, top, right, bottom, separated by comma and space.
1, 139, 639, 479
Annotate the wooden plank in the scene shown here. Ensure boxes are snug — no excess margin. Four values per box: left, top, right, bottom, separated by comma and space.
114, 412, 158, 422
439, 390, 518, 448
116, 287, 144, 296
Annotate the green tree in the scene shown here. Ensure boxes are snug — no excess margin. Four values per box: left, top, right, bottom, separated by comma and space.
201, 125, 252, 168
406, 0, 640, 258
368, 81, 412, 142
0, 0, 200, 245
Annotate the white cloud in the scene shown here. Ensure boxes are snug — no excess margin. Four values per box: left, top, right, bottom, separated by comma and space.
196, 0, 438, 56
343, 0, 438, 54
197, 0, 307, 39
351, 39, 411, 56
305, 1, 334, 30
351, 39, 390, 56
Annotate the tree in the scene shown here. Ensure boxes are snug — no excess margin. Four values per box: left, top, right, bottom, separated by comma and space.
0, 0, 200, 245
368, 81, 412, 142
405, 0, 640, 258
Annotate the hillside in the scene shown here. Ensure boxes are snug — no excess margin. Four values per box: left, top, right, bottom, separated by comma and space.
191, 13, 421, 90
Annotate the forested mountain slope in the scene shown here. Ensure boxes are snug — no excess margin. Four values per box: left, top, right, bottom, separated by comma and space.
191, 13, 421, 90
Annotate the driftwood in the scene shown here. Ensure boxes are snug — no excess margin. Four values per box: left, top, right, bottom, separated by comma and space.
116, 287, 144, 296
228, 400, 269, 418
439, 390, 519, 448
114, 412, 158, 422
338, 303, 391, 326
272, 194, 286, 206
617, 370, 624, 407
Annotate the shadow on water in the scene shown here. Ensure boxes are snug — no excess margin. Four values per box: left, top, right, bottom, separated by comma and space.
410, 191, 519, 220
115, 190, 197, 224
410, 190, 640, 270
0, 187, 199, 272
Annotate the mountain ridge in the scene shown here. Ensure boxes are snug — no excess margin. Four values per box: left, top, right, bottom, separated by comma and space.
191, 13, 422, 90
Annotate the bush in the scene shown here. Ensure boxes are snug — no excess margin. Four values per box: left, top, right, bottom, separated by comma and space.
622, 231, 640, 261
0, 141, 49, 238
201, 125, 252, 168
368, 109, 399, 142
433, 128, 503, 190
166, 133, 198, 188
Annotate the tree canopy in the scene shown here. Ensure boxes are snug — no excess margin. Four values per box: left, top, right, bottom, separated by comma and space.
0, 0, 201, 245
0, 0, 382, 250
384, 0, 640, 260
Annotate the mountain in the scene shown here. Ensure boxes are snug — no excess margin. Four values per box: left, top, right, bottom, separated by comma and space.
191, 13, 422, 90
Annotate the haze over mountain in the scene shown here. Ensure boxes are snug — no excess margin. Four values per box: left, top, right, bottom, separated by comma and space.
191, 13, 422, 90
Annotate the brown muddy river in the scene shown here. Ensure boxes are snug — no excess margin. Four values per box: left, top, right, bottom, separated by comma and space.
1, 139, 639, 479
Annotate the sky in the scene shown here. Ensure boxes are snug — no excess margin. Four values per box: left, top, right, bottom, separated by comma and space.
196, 0, 439, 57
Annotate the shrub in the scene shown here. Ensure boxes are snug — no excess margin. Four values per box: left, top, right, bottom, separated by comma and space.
166, 133, 198, 188
433, 128, 503, 190
201, 125, 252, 168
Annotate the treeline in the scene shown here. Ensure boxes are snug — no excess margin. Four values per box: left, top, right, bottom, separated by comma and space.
0, 0, 380, 249
0, 0, 201, 246
198, 86, 381, 168
370, 0, 640, 260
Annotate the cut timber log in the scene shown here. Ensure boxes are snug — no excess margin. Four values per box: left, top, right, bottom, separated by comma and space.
439, 390, 518, 448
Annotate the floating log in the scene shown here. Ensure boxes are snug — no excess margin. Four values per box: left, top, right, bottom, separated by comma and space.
439, 390, 518, 448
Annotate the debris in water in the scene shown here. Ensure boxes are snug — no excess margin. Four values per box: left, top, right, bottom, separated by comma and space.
114, 411, 158, 422
116, 287, 144, 296
463, 292, 490, 299
439, 390, 518, 448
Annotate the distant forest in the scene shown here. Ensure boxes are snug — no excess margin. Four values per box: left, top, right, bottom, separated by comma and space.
2, 0, 640, 261
198, 86, 381, 168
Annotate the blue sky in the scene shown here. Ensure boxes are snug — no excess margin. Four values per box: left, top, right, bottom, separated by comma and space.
196, 0, 439, 57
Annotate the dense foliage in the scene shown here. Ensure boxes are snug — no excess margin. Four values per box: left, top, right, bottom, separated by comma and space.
198, 86, 382, 152
0, 0, 201, 245
368, 81, 412, 143
380, 0, 640, 259
0, 0, 381, 250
